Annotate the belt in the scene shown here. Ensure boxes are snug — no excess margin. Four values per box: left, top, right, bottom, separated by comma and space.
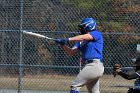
84, 59, 100, 64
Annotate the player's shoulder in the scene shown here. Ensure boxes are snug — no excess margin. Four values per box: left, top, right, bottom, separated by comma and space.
90, 30, 102, 33
90, 30, 102, 36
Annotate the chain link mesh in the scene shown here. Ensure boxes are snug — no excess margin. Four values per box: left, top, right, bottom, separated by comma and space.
0, 0, 140, 93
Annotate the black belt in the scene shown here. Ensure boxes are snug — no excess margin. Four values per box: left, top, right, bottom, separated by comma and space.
84, 59, 100, 64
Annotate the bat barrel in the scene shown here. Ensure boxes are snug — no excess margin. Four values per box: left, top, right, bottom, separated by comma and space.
23, 31, 56, 41
23, 31, 46, 39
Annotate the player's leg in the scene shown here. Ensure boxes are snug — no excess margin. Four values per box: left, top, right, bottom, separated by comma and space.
70, 66, 88, 93
70, 75, 85, 93
70, 65, 101, 93
70, 61, 104, 93
85, 61, 104, 93
86, 79, 99, 93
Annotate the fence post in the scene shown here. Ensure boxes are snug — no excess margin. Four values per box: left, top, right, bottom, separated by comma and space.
18, 0, 24, 93
137, 44, 140, 53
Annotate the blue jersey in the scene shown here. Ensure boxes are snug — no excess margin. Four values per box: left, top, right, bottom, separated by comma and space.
74, 30, 103, 62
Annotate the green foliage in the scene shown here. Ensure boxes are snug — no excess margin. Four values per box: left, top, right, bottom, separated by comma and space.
60, 0, 112, 10
107, 21, 125, 28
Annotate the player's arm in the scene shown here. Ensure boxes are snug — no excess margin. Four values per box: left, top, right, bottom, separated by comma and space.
113, 64, 139, 79
62, 45, 79, 56
69, 33, 94, 42
55, 32, 96, 46
118, 71, 139, 80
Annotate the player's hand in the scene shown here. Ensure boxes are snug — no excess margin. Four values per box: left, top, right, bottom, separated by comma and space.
113, 64, 121, 77
55, 38, 69, 45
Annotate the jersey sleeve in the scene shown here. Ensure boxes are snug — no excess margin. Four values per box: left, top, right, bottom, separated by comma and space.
89, 30, 101, 41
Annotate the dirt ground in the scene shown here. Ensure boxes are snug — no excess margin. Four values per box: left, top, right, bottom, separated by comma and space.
0, 74, 134, 93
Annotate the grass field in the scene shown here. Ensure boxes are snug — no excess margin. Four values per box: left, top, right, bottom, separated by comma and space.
0, 74, 134, 93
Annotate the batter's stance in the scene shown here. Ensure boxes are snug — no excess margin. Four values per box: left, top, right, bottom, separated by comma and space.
55, 18, 104, 93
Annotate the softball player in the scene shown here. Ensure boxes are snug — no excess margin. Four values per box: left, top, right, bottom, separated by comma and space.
55, 18, 104, 93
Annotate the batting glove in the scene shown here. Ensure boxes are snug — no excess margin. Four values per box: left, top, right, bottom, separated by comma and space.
55, 38, 69, 45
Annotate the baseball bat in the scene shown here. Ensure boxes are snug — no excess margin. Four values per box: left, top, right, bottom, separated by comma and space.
23, 31, 56, 41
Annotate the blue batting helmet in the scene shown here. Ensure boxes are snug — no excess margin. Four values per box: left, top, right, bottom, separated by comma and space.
78, 18, 96, 33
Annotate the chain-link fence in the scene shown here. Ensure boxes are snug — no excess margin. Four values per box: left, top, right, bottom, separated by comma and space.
0, 0, 140, 93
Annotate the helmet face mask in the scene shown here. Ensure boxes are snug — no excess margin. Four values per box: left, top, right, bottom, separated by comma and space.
78, 25, 87, 34
78, 18, 96, 34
